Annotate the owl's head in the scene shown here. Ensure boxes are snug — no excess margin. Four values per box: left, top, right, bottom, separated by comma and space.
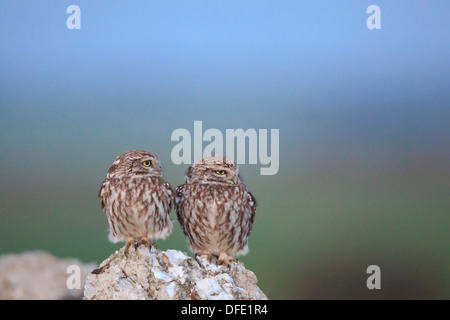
106, 150, 163, 179
185, 155, 241, 185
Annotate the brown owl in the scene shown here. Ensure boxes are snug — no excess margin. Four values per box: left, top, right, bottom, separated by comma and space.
99, 150, 174, 256
175, 155, 257, 267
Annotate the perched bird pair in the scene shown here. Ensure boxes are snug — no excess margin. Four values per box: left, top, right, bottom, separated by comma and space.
98, 150, 257, 266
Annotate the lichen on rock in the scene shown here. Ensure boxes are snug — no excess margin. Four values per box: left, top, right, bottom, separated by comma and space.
83, 246, 268, 300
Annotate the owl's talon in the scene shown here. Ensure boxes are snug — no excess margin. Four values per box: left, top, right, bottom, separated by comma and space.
204, 251, 213, 264
217, 252, 233, 268
136, 236, 157, 253
124, 237, 135, 258
195, 251, 213, 265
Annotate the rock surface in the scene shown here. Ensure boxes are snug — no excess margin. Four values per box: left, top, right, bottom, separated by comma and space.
0, 251, 96, 300
83, 246, 268, 300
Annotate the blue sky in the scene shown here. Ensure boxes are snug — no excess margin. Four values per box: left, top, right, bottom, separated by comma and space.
2, 1, 449, 110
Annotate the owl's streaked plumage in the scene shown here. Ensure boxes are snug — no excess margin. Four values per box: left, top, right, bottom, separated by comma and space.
175, 155, 257, 266
98, 150, 174, 255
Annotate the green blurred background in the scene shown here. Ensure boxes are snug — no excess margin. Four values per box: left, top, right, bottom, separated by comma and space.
1, 1, 449, 299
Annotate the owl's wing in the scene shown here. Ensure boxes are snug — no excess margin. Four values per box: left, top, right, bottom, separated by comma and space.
240, 185, 257, 239
174, 184, 186, 208
174, 184, 188, 230
162, 180, 175, 210
98, 180, 109, 211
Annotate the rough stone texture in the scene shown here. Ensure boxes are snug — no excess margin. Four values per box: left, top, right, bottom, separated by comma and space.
0, 251, 96, 300
83, 246, 268, 300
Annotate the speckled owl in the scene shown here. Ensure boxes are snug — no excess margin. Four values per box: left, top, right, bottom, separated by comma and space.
98, 150, 174, 255
175, 155, 257, 266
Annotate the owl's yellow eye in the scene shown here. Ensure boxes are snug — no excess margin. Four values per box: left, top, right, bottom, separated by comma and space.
215, 170, 226, 175
142, 160, 152, 167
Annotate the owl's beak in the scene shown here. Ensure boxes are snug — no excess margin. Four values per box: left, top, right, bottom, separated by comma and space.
233, 176, 238, 185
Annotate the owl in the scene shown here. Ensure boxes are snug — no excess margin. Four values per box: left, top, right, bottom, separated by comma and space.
175, 155, 257, 267
98, 150, 174, 256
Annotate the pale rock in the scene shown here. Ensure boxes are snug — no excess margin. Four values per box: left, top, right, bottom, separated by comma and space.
0, 251, 96, 300
83, 246, 268, 300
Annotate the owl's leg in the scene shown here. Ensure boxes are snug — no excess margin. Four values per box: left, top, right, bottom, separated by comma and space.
123, 237, 136, 257
217, 252, 234, 268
